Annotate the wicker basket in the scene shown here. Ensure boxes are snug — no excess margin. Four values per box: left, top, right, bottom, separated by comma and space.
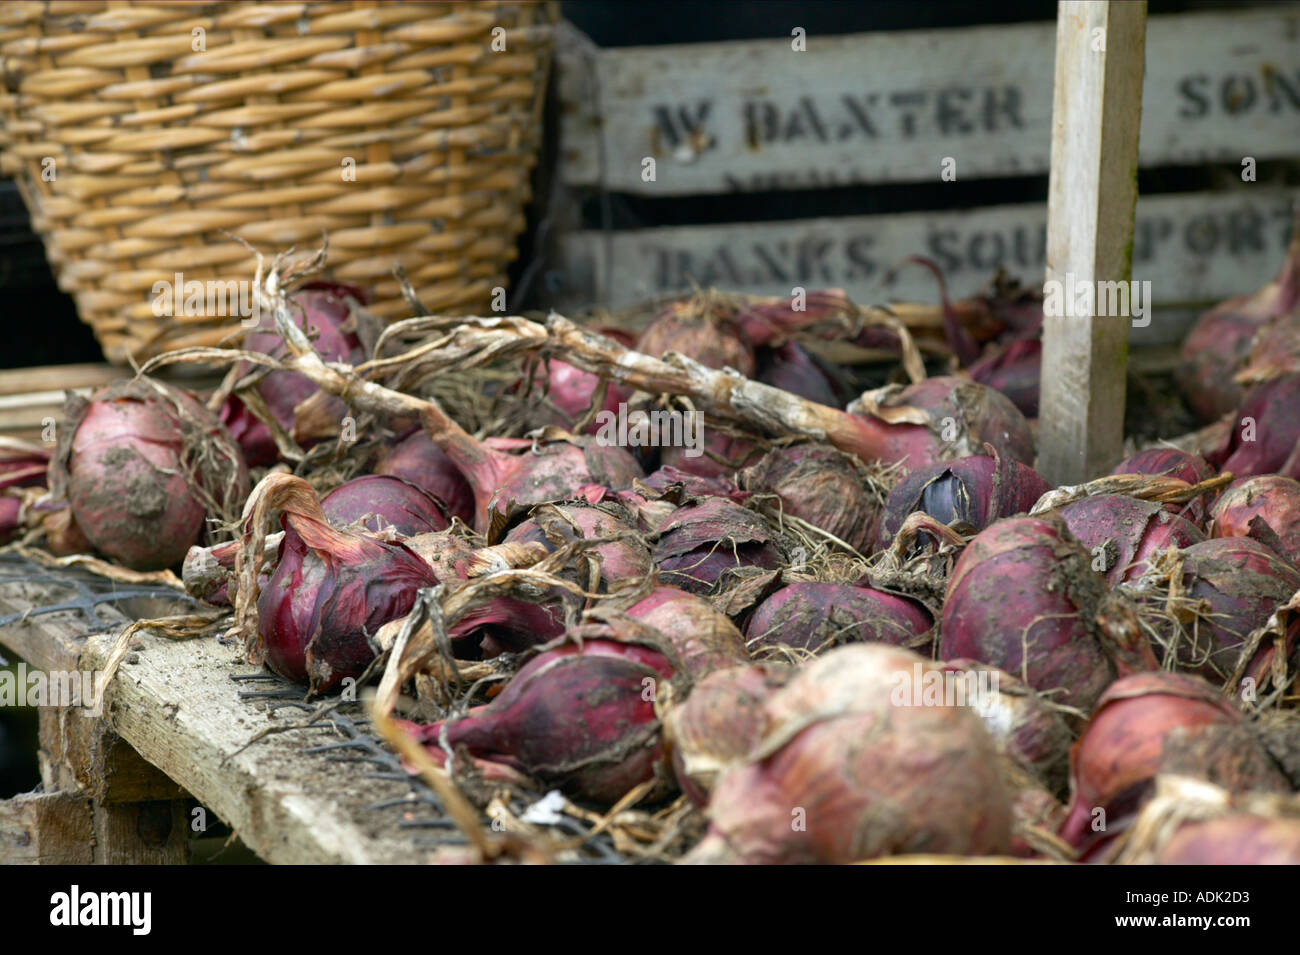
0, 1, 555, 363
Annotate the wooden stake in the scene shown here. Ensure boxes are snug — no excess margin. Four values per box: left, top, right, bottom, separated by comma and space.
1038, 1, 1147, 485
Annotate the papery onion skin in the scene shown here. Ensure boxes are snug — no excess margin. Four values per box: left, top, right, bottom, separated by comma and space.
636, 305, 756, 377
652, 498, 784, 594
744, 582, 931, 654
1110, 448, 1216, 526
1058, 672, 1288, 854
1057, 493, 1205, 586
623, 586, 751, 677
684, 644, 1011, 864
940, 515, 1116, 711
503, 499, 653, 587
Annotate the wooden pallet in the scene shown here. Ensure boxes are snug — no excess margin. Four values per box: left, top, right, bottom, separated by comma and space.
0, 561, 442, 864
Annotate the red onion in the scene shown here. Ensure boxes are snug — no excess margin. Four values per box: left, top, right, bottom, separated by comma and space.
502, 499, 652, 587
685, 644, 1012, 863
51, 379, 249, 571
1154, 815, 1300, 864
1209, 373, 1300, 479
637, 302, 756, 376
745, 582, 931, 654
940, 515, 1130, 711
619, 586, 751, 676
1209, 475, 1300, 565
873, 451, 1050, 551
659, 428, 763, 481
223, 281, 367, 466
1148, 536, 1300, 681
850, 377, 1035, 474
0, 495, 21, 544
740, 443, 881, 552
756, 341, 843, 407
663, 663, 792, 806
1057, 493, 1205, 586
320, 474, 450, 536
1059, 672, 1288, 855
638, 465, 738, 500
0, 439, 49, 489
401, 636, 675, 804
1111, 447, 1216, 525
964, 338, 1041, 419
939, 660, 1073, 794
248, 474, 438, 693
1178, 221, 1300, 423
652, 498, 784, 594
374, 430, 475, 526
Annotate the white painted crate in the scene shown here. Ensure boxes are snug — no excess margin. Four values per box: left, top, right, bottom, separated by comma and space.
552, 9, 1300, 345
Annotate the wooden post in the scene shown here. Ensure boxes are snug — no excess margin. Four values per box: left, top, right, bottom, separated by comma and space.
1038, 1, 1147, 485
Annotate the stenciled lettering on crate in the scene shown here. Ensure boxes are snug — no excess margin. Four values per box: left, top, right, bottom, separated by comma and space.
560, 10, 1299, 194
557, 190, 1298, 344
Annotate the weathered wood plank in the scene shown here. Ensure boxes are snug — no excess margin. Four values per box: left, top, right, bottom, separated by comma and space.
555, 188, 1298, 346
0, 791, 94, 865
560, 9, 1300, 194
1038, 1, 1146, 484
76, 629, 435, 865
38, 707, 186, 805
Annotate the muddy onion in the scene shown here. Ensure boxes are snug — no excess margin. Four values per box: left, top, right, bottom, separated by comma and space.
1057, 494, 1205, 586
53, 380, 249, 571
940, 515, 1118, 711
684, 644, 1012, 864
663, 663, 792, 806
1147, 536, 1300, 679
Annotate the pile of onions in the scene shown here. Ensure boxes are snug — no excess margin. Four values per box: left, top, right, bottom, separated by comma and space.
652, 498, 785, 594
684, 644, 1011, 864
1178, 220, 1300, 423
744, 582, 931, 654
1059, 672, 1288, 856
663, 663, 792, 806
374, 430, 475, 526
940, 514, 1130, 711
402, 633, 677, 804
739, 443, 881, 552
1209, 474, 1300, 565
873, 451, 1049, 551
1056, 493, 1204, 586
51, 380, 248, 570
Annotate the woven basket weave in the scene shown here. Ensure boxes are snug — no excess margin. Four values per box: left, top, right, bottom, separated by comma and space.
0, 1, 554, 363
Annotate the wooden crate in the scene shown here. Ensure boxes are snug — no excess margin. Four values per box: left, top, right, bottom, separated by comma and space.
549, 7, 1300, 346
